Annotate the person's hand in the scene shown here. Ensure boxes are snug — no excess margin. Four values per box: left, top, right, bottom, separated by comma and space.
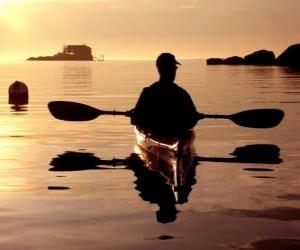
126, 109, 134, 117
197, 112, 205, 120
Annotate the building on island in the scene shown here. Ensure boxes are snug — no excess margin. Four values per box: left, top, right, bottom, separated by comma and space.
27, 44, 94, 61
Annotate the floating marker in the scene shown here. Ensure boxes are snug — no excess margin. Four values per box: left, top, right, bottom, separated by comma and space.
8, 81, 29, 106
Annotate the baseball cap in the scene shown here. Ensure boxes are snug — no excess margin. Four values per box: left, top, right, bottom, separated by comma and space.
156, 53, 181, 68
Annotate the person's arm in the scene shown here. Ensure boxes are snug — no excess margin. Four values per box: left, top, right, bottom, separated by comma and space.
182, 91, 199, 129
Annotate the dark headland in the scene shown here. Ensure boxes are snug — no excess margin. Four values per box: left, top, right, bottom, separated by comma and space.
27, 44, 94, 61
207, 44, 300, 68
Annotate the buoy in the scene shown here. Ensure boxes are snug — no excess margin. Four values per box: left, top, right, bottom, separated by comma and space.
8, 81, 29, 106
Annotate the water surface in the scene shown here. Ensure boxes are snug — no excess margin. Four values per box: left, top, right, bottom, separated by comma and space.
0, 60, 299, 249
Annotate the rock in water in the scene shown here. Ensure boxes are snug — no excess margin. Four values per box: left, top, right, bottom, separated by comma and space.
206, 58, 224, 65
276, 44, 300, 67
224, 56, 244, 65
244, 50, 276, 65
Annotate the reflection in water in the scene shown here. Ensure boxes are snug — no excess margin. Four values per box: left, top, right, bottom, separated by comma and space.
131, 128, 199, 223
276, 67, 300, 94
277, 194, 300, 201
0, 60, 298, 247
277, 66, 300, 76
49, 151, 125, 171
48, 186, 70, 190
63, 64, 92, 83
158, 235, 174, 240
49, 151, 197, 224
252, 176, 276, 179
10, 105, 28, 112
198, 144, 282, 164
219, 206, 300, 221
243, 168, 273, 172
244, 238, 300, 250
62, 63, 93, 96
128, 154, 197, 223
248, 67, 277, 89
49, 133, 283, 224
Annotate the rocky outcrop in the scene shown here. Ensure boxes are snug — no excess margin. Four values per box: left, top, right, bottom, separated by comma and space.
224, 56, 244, 65
206, 44, 299, 68
244, 50, 275, 65
207, 56, 244, 65
276, 44, 300, 67
206, 58, 224, 65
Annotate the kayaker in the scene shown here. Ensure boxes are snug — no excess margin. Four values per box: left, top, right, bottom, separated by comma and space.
131, 53, 201, 135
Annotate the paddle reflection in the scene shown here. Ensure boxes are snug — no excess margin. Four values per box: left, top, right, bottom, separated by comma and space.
49, 151, 125, 171
198, 144, 282, 164
49, 140, 282, 224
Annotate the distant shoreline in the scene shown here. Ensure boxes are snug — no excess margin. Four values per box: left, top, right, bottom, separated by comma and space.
206, 44, 300, 68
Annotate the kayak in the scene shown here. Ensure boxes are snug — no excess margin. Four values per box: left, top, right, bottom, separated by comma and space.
133, 126, 196, 202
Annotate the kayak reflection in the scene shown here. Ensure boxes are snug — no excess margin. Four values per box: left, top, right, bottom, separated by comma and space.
133, 127, 197, 202
131, 127, 198, 223
49, 132, 282, 223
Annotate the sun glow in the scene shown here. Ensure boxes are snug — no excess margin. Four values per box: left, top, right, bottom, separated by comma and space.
0, 0, 23, 4
0, 0, 26, 33
0, 0, 28, 62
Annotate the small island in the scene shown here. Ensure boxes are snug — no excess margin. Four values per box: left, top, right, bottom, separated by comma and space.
27, 44, 94, 61
207, 44, 300, 68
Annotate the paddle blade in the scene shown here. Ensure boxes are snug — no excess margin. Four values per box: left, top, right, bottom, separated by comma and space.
231, 109, 284, 128
48, 101, 102, 121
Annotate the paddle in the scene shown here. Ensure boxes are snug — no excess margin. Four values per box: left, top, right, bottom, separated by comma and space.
48, 101, 131, 121
201, 109, 284, 128
48, 101, 284, 128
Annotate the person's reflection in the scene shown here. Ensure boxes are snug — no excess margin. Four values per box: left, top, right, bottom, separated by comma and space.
126, 152, 197, 223
49, 138, 282, 224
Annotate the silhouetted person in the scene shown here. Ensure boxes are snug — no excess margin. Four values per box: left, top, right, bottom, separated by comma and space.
131, 53, 200, 135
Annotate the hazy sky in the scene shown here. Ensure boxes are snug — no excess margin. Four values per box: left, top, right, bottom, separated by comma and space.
0, 0, 299, 62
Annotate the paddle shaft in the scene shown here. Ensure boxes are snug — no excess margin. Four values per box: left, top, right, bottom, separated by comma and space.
200, 114, 229, 119
99, 111, 226, 119
102, 110, 131, 116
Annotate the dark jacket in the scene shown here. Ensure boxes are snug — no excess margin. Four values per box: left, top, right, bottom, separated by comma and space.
131, 81, 198, 134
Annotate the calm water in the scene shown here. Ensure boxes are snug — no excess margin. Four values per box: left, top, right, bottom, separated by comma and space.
0, 60, 299, 249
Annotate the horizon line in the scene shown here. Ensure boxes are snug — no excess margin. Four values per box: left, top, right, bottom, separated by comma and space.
0, 57, 206, 63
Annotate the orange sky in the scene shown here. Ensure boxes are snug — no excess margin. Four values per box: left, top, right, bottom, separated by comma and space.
0, 0, 299, 62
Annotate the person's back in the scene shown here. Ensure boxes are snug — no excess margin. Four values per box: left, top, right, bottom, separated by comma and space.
131, 53, 199, 135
